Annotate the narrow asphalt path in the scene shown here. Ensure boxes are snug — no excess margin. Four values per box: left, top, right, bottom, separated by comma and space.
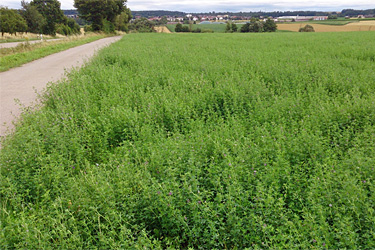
0, 38, 62, 49
0, 36, 122, 137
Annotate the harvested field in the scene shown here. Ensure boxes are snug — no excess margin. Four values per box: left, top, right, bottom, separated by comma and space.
154, 26, 172, 33
347, 20, 375, 26
277, 23, 375, 32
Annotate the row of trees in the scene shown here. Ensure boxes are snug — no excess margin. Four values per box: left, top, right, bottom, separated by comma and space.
0, 7, 27, 36
173, 19, 277, 33
0, 0, 80, 36
0, 0, 133, 36
240, 18, 277, 33
174, 23, 213, 33
341, 8, 375, 17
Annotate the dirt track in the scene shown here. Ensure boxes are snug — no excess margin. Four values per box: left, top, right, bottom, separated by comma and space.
0, 36, 122, 137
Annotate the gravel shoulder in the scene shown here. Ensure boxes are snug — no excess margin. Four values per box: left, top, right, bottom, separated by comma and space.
0, 36, 122, 137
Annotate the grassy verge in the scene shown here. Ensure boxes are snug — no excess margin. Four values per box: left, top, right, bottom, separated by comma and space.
0, 32, 60, 43
0, 34, 107, 72
0, 38, 42, 43
1, 32, 375, 248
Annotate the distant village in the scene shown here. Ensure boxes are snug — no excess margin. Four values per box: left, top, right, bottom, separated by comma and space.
137, 14, 331, 23
133, 13, 375, 24
64, 9, 375, 25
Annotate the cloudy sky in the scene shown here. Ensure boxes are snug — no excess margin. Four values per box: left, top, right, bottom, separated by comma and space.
2, 0, 374, 12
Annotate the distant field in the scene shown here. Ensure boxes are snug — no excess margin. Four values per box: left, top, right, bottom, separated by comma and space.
305, 20, 354, 25
167, 21, 375, 33
277, 22, 375, 32
347, 20, 375, 26
1, 32, 375, 248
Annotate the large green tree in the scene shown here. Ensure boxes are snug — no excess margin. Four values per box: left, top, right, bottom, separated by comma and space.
20, 0, 46, 34
0, 7, 28, 36
30, 0, 65, 35
263, 18, 277, 32
115, 7, 132, 32
74, 0, 127, 31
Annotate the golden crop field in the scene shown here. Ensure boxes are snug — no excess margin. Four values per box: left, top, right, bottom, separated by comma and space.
277, 21, 375, 32
347, 20, 375, 26
154, 26, 172, 33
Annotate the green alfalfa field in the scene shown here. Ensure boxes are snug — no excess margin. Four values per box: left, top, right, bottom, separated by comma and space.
1, 32, 375, 249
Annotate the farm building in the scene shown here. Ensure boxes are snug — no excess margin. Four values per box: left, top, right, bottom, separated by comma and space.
278, 16, 328, 21
314, 16, 328, 20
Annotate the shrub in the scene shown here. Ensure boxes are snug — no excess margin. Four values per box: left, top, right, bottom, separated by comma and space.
84, 24, 92, 32
102, 19, 115, 34
175, 23, 182, 32
231, 23, 238, 32
263, 18, 277, 32
181, 26, 190, 32
225, 22, 232, 33
299, 24, 315, 32
56, 24, 72, 35
129, 18, 155, 33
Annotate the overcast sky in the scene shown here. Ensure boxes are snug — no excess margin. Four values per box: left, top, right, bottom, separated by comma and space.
2, 0, 374, 12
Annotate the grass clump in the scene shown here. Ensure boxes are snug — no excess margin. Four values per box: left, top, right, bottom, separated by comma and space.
1, 32, 375, 248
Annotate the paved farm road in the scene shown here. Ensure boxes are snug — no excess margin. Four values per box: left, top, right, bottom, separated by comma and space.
0, 36, 122, 137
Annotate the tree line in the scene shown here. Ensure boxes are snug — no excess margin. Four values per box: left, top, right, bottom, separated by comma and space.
341, 8, 375, 16
1, 0, 80, 36
0, 0, 133, 36
174, 18, 277, 33
239, 18, 277, 33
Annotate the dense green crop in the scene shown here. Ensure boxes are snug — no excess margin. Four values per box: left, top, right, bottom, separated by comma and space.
1, 32, 375, 248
